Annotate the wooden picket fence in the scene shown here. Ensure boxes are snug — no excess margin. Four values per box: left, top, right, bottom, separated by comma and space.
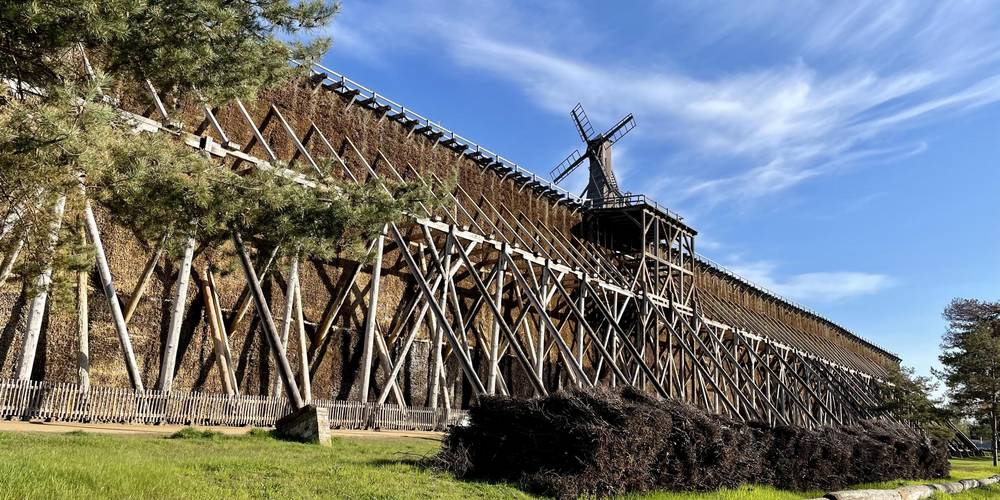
0, 379, 466, 431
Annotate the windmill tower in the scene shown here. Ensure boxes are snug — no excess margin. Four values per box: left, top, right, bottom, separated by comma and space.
549, 103, 635, 206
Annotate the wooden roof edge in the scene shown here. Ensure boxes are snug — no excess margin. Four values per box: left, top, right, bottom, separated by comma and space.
695, 256, 901, 364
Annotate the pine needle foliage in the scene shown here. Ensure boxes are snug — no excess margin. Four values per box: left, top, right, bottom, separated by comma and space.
937, 298, 1000, 465
0, 0, 443, 302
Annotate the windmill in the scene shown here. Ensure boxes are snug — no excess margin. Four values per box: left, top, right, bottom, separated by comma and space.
549, 103, 635, 206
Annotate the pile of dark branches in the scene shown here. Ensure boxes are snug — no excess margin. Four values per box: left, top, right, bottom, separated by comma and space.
432, 388, 949, 498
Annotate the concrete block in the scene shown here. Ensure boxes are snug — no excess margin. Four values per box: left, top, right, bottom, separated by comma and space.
274, 404, 331, 445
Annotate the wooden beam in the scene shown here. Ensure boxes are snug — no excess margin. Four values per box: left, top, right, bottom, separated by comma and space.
157, 236, 195, 392
293, 277, 312, 403
123, 232, 167, 324
15, 195, 66, 380
359, 230, 386, 403
207, 268, 239, 395
84, 201, 144, 390
389, 223, 487, 396
273, 256, 299, 396
200, 271, 235, 395
232, 230, 304, 409
76, 222, 91, 391
487, 249, 505, 394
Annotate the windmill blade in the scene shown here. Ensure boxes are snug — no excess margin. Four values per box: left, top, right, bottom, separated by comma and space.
571, 103, 595, 142
603, 113, 635, 145
549, 149, 587, 184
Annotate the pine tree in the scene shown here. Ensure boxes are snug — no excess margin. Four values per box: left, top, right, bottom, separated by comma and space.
0, 1, 436, 301
938, 298, 1000, 466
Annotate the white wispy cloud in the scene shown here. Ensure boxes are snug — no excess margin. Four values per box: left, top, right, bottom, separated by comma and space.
323, 0, 1000, 208
724, 260, 894, 303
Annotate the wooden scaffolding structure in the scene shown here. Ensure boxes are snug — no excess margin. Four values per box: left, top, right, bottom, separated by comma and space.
0, 60, 913, 433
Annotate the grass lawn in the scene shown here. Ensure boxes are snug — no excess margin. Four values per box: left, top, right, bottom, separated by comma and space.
635, 457, 1000, 499
0, 428, 529, 499
0, 428, 996, 499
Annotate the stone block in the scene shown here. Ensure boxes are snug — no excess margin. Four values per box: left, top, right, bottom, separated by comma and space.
275, 404, 331, 445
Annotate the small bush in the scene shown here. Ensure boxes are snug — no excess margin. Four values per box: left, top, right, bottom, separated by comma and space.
434, 388, 950, 498
245, 428, 276, 439
168, 427, 224, 440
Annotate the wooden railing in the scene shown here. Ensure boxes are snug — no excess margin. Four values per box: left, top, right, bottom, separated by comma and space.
0, 379, 465, 431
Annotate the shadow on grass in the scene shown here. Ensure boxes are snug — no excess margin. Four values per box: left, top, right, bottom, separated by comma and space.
410, 449, 533, 495
365, 451, 431, 467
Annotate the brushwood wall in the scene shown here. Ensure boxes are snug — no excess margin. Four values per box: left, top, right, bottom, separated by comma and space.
0, 78, 896, 402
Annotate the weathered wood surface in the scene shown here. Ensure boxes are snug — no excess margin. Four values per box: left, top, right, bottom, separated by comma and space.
0, 60, 903, 434
0, 378, 461, 431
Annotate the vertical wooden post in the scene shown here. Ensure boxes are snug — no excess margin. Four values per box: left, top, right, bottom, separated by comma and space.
16, 195, 66, 380
428, 236, 452, 409
76, 222, 90, 392
84, 201, 143, 390
201, 272, 234, 395
536, 263, 548, 381
487, 247, 506, 395
207, 268, 239, 395
158, 236, 195, 392
294, 277, 312, 404
577, 274, 586, 365
610, 293, 619, 388
232, 230, 304, 409
273, 256, 299, 396
359, 229, 385, 403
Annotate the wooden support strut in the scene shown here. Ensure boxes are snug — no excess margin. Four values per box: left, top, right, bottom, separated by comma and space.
500, 251, 590, 388
232, 230, 304, 410
76, 221, 91, 391
452, 242, 548, 395
200, 271, 235, 396
374, 240, 481, 405
273, 256, 300, 396
123, 232, 167, 324
388, 223, 487, 397
84, 200, 144, 391
207, 268, 239, 395
15, 195, 66, 381
359, 229, 385, 403
487, 249, 506, 394
158, 236, 195, 392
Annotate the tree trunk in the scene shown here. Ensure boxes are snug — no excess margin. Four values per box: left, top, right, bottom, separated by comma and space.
992, 408, 997, 467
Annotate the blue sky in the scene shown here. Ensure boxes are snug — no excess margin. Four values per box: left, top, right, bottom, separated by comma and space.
316, 1, 1000, 380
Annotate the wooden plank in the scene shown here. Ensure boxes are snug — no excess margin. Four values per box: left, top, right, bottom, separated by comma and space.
293, 277, 312, 404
